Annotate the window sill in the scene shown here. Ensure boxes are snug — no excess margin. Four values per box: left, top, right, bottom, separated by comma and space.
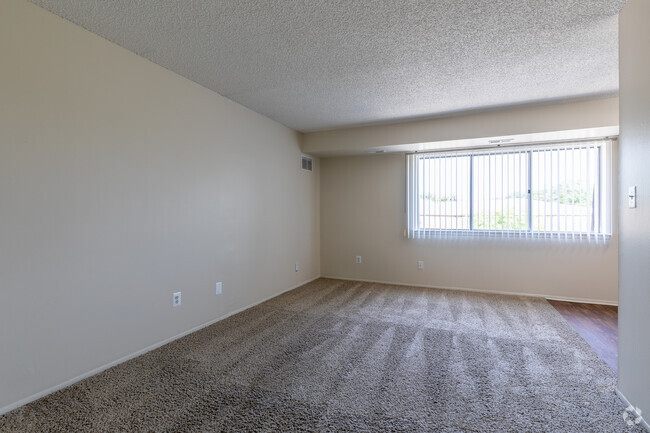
408, 229, 612, 242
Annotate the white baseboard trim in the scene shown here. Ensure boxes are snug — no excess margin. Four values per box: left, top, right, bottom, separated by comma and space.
322, 275, 618, 306
0, 275, 320, 417
616, 388, 650, 432
545, 295, 618, 306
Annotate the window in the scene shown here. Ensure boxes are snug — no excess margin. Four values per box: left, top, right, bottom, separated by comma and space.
406, 139, 613, 240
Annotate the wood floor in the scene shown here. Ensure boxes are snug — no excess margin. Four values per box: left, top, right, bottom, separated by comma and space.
548, 300, 618, 373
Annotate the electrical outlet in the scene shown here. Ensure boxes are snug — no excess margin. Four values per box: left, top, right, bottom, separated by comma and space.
295, 263, 299, 272
216, 282, 222, 295
173, 292, 181, 307
356, 256, 362, 264
418, 261, 424, 270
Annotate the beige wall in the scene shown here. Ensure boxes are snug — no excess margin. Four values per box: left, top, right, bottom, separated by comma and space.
0, 0, 319, 413
618, 0, 650, 421
304, 98, 619, 156
321, 153, 618, 303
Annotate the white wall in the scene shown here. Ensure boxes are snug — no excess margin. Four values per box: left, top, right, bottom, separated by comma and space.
314, 81, 619, 303
303, 98, 619, 156
618, 0, 650, 421
0, 0, 319, 413
321, 151, 618, 304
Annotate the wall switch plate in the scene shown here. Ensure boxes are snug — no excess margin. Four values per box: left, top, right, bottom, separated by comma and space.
173, 292, 181, 307
418, 261, 424, 270
295, 263, 299, 272
629, 186, 637, 208
356, 256, 362, 264
215, 282, 222, 295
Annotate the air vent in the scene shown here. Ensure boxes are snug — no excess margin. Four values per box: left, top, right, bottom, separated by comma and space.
301, 155, 313, 172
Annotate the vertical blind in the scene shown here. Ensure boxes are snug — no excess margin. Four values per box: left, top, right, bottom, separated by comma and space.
406, 139, 612, 241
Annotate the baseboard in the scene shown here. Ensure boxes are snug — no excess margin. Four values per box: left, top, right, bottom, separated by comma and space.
545, 295, 618, 306
0, 275, 320, 417
322, 275, 618, 306
616, 388, 650, 432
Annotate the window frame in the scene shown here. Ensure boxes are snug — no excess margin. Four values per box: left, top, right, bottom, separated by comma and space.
406, 139, 613, 240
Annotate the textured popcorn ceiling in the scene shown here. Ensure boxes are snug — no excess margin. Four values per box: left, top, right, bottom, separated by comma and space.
29, 0, 625, 132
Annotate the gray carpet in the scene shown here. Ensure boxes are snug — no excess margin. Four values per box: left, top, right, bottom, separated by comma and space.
0, 278, 640, 432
